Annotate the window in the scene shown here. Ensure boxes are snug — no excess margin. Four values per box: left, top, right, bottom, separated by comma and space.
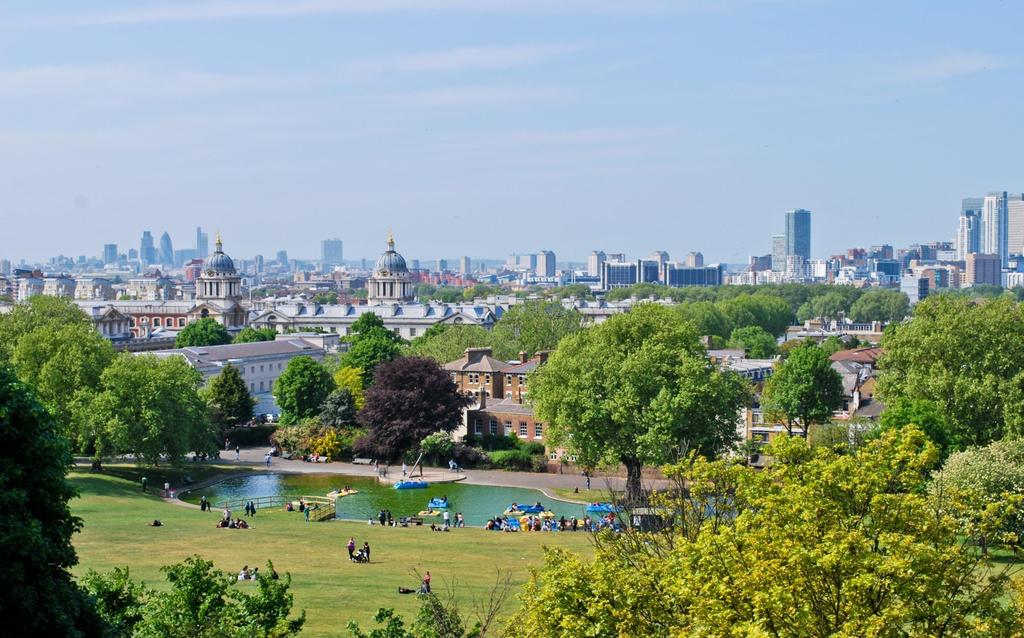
534, 423, 543, 438
489, 419, 498, 435
129, 317, 136, 327
409, 328, 416, 337
468, 373, 479, 384
259, 381, 265, 392
251, 366, 255, 374
506, 375, 513, 386
250, 383, 255, 392
484, 374, 491, 384
518, 421, 528, 437
260, 365, 265, 372
504, 420, 512, 435
518, 374, 525, 385
178, 318, 186, 327
153, 317, 161, 327
474, 418, 482, 435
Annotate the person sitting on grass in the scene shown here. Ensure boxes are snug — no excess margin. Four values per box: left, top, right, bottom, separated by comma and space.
238, 566, 251, 580
236, 518, 249, 529
149, 519, 163, 527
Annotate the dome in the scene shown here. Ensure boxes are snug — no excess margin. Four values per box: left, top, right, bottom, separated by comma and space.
204, 235, 236, 274
374, 232, 408, 276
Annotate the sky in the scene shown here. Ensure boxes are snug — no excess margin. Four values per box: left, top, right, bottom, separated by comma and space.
2, 0, 1024, 265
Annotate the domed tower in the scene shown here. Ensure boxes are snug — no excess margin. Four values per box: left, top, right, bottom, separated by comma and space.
368, 231, 414, 304
191, 233, 246, 327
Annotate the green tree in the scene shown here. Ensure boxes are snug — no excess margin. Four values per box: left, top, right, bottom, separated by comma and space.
233, 327, 278, 343
530, 304, 750, 503
879, 398, 953, 455
761, 340, 844, 437
318, 388, 358, 427
84, 354, 217, 463
81, 567, 148, 638
333, 366, 366, 409
726, 325, 778, 358
406, 324, 494, 364
676, 301, 732, 340
204, 364, 254, 430
511, 427, 1024, 637
876, 295, 1024, 448
10, 320, 114, 443
340, 313, 403, 384
175, 318, 231, 348
718, 294, 794, 337
0, 364, 104, 636
490, 301, 581, 360
0, 295, 94, 358
848, 288, 910, 323
796, 290, 849, 324
273, 356, 335, 424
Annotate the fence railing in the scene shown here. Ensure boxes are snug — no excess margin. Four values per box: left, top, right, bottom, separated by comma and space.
216, 495, 336, 521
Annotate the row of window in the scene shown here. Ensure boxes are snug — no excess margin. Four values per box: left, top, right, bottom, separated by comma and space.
472, 418, 543, 439
244, 362, 284, 375
129, 316, 187, 328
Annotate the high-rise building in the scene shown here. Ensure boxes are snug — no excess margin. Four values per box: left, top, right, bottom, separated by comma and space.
536, 250, 556, 277
437, 259, 449, 272
685, 251, 704, 268
517, 254, 537, 271
102, 243, 118, 265
600, 260, 638, 290
771, 235, 786, 272
321, 238, 344, 266
982, 192, 1008, 265
956, 213, 981, 261
459, 256, 472, 275
0, 259, 10, 276
587, 251, 606, 277
276, 250, 288, 264
785, 208, 811, 262
966, 253, 1001, 287
254, 254, 264, 274
1007, 194, 1024, 258
140, 231, 156, 265
196, 227, 209, 258
159, 231, 174, 265
606, 253, 625, 262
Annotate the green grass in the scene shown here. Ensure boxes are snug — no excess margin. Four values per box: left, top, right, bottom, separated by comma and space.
550, 487, 617, 504
69, 471, 593, 636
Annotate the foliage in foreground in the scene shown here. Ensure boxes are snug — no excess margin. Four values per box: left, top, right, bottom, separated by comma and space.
83, 557, 305, 638
511, 427, 1024, 637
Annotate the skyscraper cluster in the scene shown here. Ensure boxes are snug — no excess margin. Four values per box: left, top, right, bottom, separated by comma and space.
770, 209, 812, 274
956, 192, 1024, 266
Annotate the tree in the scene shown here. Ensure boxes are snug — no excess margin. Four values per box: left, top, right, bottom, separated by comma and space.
490, 301, 581, 360
848, 288, 910, 323
175, 318, 231, 348
719, 294, 794, 337
340, 314, 403, 385
81, 567, 147, 638
726, 325, 778, 358
83, 354, 217, 463
356, 357, 470, 463
529, 304, 751, 503
761, 341, 843, 437
0, 295, 94, 359
273, 356, 335, 424
204, 365, 254, 430
233, 327, 278, 343
796, 291, 849, 324
406, 324, 494, 364
334, 366, 366, 409
675, 301, 732, 340
512, 427, 1024, 637
132, 556, 304, 638
319, 388, 358, 427
0, 364, 103, 636
879, 398, 953, 456
876, 295, 1024, 448
10, 320, 114, 443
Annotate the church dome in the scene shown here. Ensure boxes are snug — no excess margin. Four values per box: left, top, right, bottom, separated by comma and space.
204, 235, 236, 274
374, 232, 408, 276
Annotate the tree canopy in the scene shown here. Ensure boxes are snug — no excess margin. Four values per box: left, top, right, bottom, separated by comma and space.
530, 303, 750, 502
876, 295, 1024, 449
204, 364, 254, 430
233, 327, 278, 343
333, 366, 366, 410
490, 301, 581, 360
726, 325, 778, 359
405, 324, 494, 364
175, 318, 231, 348
273, 356, 335, 424
84, 354, 217, 463
319, 388, 358, 428
511, 427, 1024, 636
0, 295, 94, 359
848, 288, 910, 323
356, 357, 469, 463
761, 340, 844, 436
340, 314, 403, 385
0, 364, 103, 636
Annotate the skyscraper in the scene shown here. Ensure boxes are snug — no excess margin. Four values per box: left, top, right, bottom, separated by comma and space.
140, 231, 156, 265
587, 251, 606, 277
771, 235, 786, 272
196, 227, 209, 258
536, 250, 556, 277
982, 191, 1008, 265
159, 231, 174, 265
685, 251, 704, 268
321, 238, 343, 266
102, 243, 118, 265
1007, 194, 1024, 258
785, 209, 811, 262
276, 250, 288, 264
459, 256, 471, 274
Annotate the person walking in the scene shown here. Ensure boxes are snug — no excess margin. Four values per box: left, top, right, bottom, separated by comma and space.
362, 542, 370, 563
401, 462, 407, 477
141, 476, 148, 492
442, 510, 450, 530
304, 506, 310, 523
346, 537, 356, 561
235, 445, 240, 461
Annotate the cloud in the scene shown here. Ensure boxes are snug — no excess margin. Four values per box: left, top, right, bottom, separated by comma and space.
379, 84, 575, 108
346, 43, 587, 74
879, 52, 1011, 85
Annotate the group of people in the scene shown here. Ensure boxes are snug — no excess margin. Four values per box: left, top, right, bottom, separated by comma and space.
215, 506, 252, 529
376, 509, 395, 526
237, 565, 278, 581
346, 537, 372, 563
243, 500, 258, 517
484, 514, 601, 532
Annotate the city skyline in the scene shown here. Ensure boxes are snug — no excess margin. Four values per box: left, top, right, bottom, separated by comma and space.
3, 2, 1024, 261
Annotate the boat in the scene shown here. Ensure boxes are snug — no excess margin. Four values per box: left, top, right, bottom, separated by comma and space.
394, 481, 429, 490
327, 488, 359, 498
585, 502, 620, 514
417, 509, 441, 517
506, 503, 546, 514
427, 497, 450, 509
504, 508, 555, 518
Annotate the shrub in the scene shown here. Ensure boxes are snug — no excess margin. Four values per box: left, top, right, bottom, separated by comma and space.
517, 440, 546, 455
451, 443, 490, 469
463, 433, 518, 451
488, 449, 534, 471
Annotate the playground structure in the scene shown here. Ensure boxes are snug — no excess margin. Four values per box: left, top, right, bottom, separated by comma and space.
216, 495, 337, 522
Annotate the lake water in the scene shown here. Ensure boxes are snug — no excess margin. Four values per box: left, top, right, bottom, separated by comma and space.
182, 473, 586, 526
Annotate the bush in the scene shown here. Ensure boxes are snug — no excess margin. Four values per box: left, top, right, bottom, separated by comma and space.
270, 422, 363, 460
488, 448, 535, 471
451, 443, 490, 469
517, 440, 546, 455
463, 433, 518, 451
224, 425, 276, 448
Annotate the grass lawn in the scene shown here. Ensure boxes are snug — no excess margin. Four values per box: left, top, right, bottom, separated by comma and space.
69, 470, 593, 636
550, 487, 617, 504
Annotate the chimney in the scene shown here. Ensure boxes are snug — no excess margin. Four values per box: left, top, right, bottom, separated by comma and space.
478, 389, 487, 409
465, 347, 492, 364
519, 351, 528, 364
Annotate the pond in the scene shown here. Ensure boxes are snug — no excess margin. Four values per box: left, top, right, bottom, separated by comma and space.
182, 473, 587, 527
